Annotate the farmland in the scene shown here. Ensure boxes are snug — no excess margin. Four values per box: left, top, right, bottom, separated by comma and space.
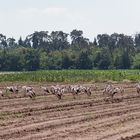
0, 70, 140, 82
0, 81, 140, 139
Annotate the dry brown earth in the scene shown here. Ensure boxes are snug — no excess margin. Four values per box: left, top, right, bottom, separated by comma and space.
0, 83, 140, 140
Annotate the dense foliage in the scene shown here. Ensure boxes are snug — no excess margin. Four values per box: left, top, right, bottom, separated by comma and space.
0, 30, 140, 71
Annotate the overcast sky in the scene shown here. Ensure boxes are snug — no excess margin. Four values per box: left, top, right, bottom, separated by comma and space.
0, 0, 140, 40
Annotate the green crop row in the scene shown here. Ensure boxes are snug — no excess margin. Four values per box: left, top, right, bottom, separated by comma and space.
0, 70, 139, 83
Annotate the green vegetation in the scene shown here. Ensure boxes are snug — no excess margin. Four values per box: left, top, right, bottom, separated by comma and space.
0, 30, 140, 71
0, 70, 139, 82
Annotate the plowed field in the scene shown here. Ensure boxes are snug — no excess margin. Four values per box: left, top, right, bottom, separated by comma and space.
0, 83, 140, 140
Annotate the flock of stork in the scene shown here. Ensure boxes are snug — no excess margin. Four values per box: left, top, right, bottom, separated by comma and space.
0, 83, 140, 101
0, 85, 95, 99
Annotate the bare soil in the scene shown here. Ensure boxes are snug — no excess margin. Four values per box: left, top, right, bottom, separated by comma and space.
0, 82, 140, 140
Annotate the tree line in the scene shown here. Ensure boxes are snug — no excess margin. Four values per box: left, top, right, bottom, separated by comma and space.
0, 29, 140, 71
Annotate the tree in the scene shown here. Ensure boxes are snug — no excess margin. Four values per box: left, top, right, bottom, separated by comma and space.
70, 29, 89, 48
121, 50, 131, 69
39, 51, 48, 69
24, 37, 31, 48
47, 51, 62, 70
97, 34, 110, 48
62, 54, 71, 69
132, 53, 140, 69
7, 38, 16, 48
7, 54, 22, 71
93, 38, 97, 46
114, 55, 123, 69
114, 50, 131, 69
117, 34, 134, 52
24, 49, 40, 71
18, 37, 24, 46
50, 31, 69, 50
97, 49, 111, 69
0, 34, 7, 48
94, 51, 101, 67
76, 51, 92, 69
134, 33, 140, 48
25, 31, 50, 49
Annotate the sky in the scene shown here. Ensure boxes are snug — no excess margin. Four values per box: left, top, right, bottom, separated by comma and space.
0, 0, 140, 41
